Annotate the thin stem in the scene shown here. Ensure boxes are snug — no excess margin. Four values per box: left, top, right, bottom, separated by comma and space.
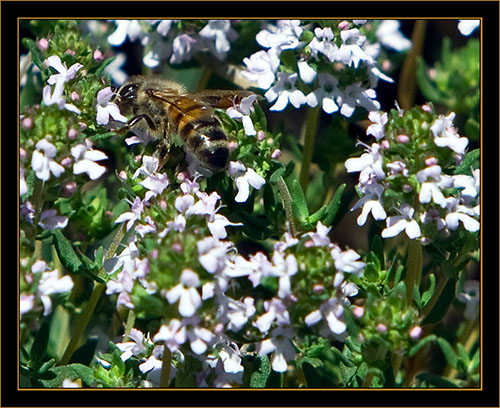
123, 309, 136, 342
58, 226, 126, 365
405, 239, 422, 306
159, 346, 172, 387
299, 106, 320, 191
276, 175, 297, 236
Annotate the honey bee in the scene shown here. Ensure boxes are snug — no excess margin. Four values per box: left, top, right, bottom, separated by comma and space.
115, 76, 257, 172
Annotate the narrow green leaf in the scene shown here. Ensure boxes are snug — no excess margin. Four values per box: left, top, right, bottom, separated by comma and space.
409, 334, 437, 357
31, 320, 50, 362
50, 229, 83, 275
416, 372, 460, 388
249, 354, 271, 388
421, 278, 457, 325
322, 183, 346, 226
454, 148, 480, 175
437, 337, 458, 369
421, 273, 436, 307
289, 178, 309, 222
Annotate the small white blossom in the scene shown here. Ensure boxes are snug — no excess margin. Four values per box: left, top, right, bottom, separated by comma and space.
456, 280, 480, 319
107, 20, 144, 46
431, 112, 469, 154
166, 269, 202, 317
38, 209, 69, 230
36, 269, 74, 316
71, 139, 108, 180
366, 111, 388, 139
31, 139, 65, 181
116, 328, 149, 361
265, 72, 307, 111
458, 20, 480, 36
226, 94, 258, 136
46, 55, 83, 86
306, 73, 340, 114
256, 20, 303, 52
375, 20, 412, 51
170, 34, 197, 65
199, 20, 237, 59
96, 87, 128, 125
257, 326, 295, 372
242, 49, 280, 90
336, 82, 380, 118
153, 319, 186, 352
228, 161, 266, 203
381, 203, 421, 240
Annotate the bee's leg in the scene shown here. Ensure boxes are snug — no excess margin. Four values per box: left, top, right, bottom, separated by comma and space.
115, 114, 156, 135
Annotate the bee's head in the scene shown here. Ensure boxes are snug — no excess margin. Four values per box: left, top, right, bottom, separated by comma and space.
115, 82, 139, 114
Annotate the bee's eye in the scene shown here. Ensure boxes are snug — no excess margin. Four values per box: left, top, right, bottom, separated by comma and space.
119, 84, 138, 101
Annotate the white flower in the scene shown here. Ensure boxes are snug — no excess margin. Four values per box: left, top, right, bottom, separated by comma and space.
270, 252, 298, 299
366, 111, 388, 139
431, 112, 469, 154
226, 297, 256, 332
305, 221, 332, 247
305, 297, 346, 335
36, 269, 74, 316
444, 197, 480, 232
104, 52, 128, 85
116, 328, 148, 361
381, 203, 421, 239
336, 82, 380, 118
170, 34, 197, 65
42, 83, 81, 115
228, 161, 266, 203
31, 139, 65, 181
197, 237, 231, 275
20, 294, 35, 319
457, 20, 480, 36
417, 165, 453, 208
46, 55, 83, 86
71, 139, 108, 180
297, 60, 317, 84
183, 316, 214, 355
308, 27, 338, 61
62, 379, 81, 388
20, 167, 28, 196
107, 20, 144, 46
306, 73, 340, 114
114, 196, 144, 231
265, 72, 307, 111
456, 280, 480, 319
166, 269, 202, 317
256, 20, 303, 52
38, 209, 68, 230
375, 20, 412, 51
242, 49, 280, 90
254, 298, 290, 334
331, 247, 365, 277
96, 87, 128, 125
226, 94, 258, 136
132, 155, 169, 200
257, 326, 295, 372
199, 20, 237, 59
335, 28, 373, 68
153, 319, 186, 352
345, 143, 385, 186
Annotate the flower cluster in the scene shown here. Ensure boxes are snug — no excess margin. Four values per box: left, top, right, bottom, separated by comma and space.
345, 104, 480, 242
106, 20, 238, 72
242, 20, 408, 116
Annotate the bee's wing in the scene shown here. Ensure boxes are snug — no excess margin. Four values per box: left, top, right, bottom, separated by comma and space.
189, 90, 257, 110
149, 89, 215, 117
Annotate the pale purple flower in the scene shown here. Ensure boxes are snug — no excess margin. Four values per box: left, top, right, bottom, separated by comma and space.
444, 197, 480, 232
254, 298, 290, 334
170, 34, 197, 64
256, 20, 303, 52
417, 165, 453, 208
31, 139, 65, 181
107, 20, 144, 46
197, 237, 231, 275
456, 280, 480, 319
199, 20, 237, 59
20, 294, 35, 319
38, 209, 69, 230
308, 27, 338, 61
335, 28, 373, 68
132, 155, 169, 200
71, 139, 108, 180
297, 60, 317, 84
20, 167, 28, 196
331, 246, 365, 277
114, 196, 144, 231
225, 297, 256, 332
96, 87, 127, 125
336, 82, 380, 118
183, 316, 214, 355
345, 143, 385, 186
305, 221, 332, 247
270, 252, 298, 299
153, 319, 186, 352
46, 55, 83, 86
304, 297, 346, 335
265, 72, 307, 111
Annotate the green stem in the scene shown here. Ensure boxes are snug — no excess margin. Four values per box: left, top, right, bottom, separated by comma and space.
276, 176, 297, 236
405, 239, 422, 306
123, 309, 136, 342
299, 106, 320, 191
58, 226, 126, 365
159, 346, 172, 387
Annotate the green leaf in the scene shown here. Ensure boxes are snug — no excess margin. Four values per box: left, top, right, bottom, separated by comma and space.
416, 372, 460, 388
437, 337, 458, 369
454, 148, 480, 175
421, 278, 457, 325
288, 178, 309, 223
48, 229, 83, 275
370, 235, 385, 268
47, 306, 71, 361
468, 348, 480, 374
322, 183, 346, 226
31, 320, 50, 362
409, 335, 437, 357
249, 354, 271, 388
421, 273, 436, 307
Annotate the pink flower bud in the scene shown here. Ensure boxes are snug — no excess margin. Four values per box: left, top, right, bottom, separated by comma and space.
67, 128, 78, 140
380, 140, 390, 150
397, 134, 410, 144
93, 49, 104, 61
20, 148, 27, 160
60, 157, 73, 167
62, 180, 77, 196
376, 323, 387, 334
338, 20, 350, 30
424, 156, 438, 166
271, 149, 281, 159
21, 117, 33, 129
228, 141, 238, 152
257, 130, 266, 141
353, 306, 365, 318
65, 49, 76, 57
409, 326, 423, 340
70, 91, 80, 101
38, 38, 49, 51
